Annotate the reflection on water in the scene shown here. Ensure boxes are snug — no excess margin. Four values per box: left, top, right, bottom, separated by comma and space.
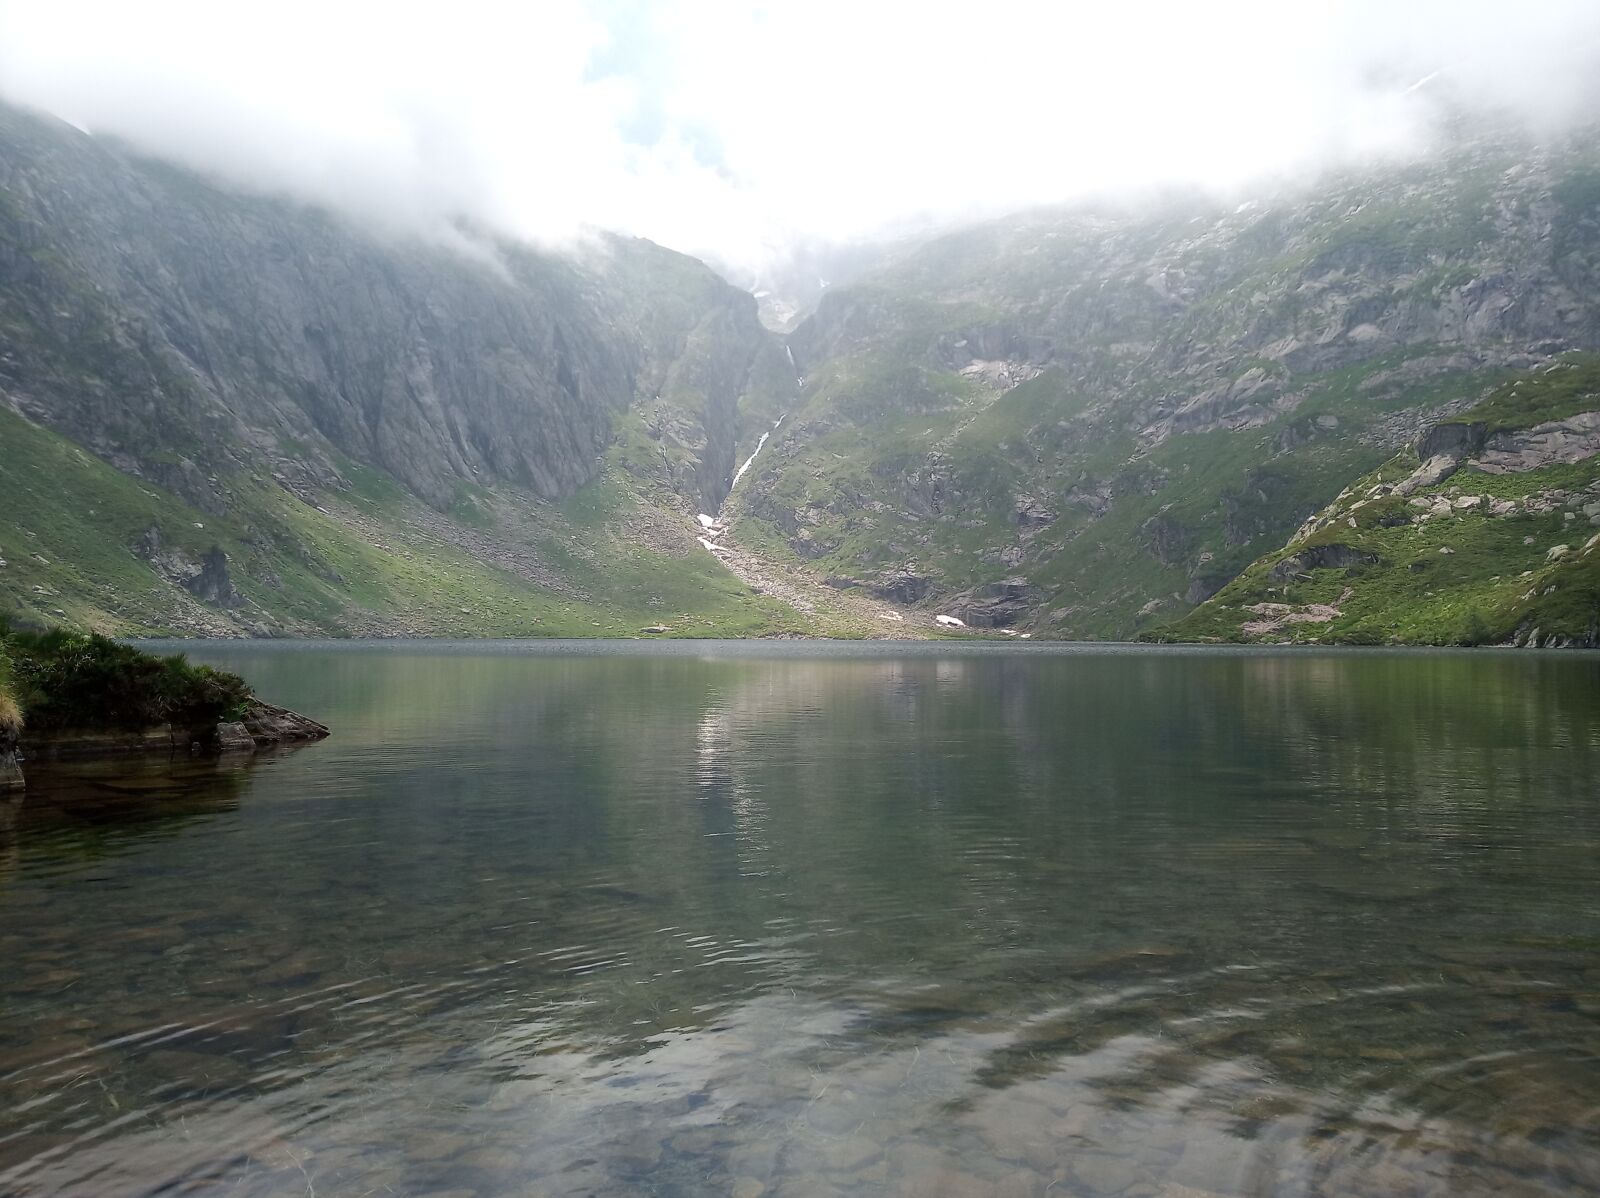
1, 642, 1597, 1197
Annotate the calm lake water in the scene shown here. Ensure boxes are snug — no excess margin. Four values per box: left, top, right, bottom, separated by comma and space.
1, 641, 1598, 1198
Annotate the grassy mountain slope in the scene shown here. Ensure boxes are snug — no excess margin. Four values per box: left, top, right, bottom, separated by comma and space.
726, 126, 1600, 638
0, 398, 815, 638
1155, 355, 1600, 646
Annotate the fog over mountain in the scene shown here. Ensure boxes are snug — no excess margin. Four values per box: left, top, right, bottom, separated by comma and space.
3, 1, 1600, 647
3, 0, 1599, 277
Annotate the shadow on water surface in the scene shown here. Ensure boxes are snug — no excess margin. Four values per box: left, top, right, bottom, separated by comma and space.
0, 744, 334, 885
0, 644, 1597, 1196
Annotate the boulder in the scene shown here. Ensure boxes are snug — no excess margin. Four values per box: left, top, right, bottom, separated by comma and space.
215, 721, 256, 753
1395, 453, 1464, 496
239, 701, 331, 747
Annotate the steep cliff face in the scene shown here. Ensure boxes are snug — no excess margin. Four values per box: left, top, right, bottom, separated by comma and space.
728, 126, 1600, 637
0, 100, 809, 637
0, 102, 786, 514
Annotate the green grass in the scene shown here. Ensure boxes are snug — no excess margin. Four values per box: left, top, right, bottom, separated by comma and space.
0, 404, 814, 639
0, 643, 19, 736
1442, 353, 1600, 433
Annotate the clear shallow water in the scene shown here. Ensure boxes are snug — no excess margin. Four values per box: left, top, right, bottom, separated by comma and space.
1, 641, 1598, 1198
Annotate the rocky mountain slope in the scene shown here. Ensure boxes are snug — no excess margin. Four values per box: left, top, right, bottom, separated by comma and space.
5, 97, 1600, 645
1156, 355, 1600, 646
0, 99, 851, 637
722, 122, 1600, 639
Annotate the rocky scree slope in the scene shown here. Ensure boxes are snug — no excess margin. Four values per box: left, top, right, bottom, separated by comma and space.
0, 100, 822, 637
722, 125, 1600, 638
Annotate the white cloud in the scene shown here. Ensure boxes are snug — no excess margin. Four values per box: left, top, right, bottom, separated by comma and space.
1, 0, 1597, 274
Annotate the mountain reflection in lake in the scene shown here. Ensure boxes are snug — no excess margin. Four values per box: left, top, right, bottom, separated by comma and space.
1, 641, 1597, 1197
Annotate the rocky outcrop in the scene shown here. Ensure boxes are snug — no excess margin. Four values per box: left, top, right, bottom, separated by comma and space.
949, 578, 1037, 628
135, 530, 245, 609
1394, 409, 1600, 498
18, 700, 327, 766
1416, 421, 1489, 463
1476, 411, 1600, 473
235, 701, 330, 748
1267, 543, 1379, 582
869, 571, 935, 604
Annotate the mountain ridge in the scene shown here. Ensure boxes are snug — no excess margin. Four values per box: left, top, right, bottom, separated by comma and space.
4, 98, 1600, 644
724, 123, 1600, 639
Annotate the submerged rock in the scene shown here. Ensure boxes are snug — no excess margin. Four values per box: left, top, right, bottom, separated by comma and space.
0, 725, 21, 791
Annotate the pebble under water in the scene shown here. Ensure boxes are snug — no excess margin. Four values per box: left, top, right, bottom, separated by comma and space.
1, 640, 1598, 1197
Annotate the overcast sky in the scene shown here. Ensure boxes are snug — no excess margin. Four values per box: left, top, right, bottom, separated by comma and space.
2, 0, 1598, 278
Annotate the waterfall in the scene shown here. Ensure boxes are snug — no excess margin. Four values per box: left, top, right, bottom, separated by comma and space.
728, 412, 786, 493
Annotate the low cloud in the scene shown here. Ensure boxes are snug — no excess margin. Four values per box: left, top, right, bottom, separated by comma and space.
2, 0, 1597, 278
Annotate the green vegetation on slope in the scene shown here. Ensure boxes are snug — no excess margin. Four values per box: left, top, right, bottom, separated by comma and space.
1156, 356, 1600, 646
0, 639, 19, 736
0, 617, 251, 732
0, 403, 812, 639
734, 128, 1600, 638
733, 346, 1513, 638
1439, 353, 1600, 432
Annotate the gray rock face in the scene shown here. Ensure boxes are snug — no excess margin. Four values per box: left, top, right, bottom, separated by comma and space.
869, 571, 934, 604
950, 578, 1036, 627
1477, 411, 1600, 472
1268, 543, 1379, 582
1417, 422, 1489, 463
183, 548, 241, 609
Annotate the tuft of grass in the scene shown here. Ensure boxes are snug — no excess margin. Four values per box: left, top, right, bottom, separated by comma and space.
0, 643, 20, 736
2, 617, 253, 732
